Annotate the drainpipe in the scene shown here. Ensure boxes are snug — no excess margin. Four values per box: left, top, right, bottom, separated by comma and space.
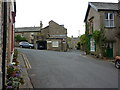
118, 0, 120, 11
2, 0, 7, 89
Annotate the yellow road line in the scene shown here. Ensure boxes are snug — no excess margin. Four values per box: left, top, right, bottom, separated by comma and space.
0, 66, 1, 72
25, 55, 31, 69
21, 53, 31, 69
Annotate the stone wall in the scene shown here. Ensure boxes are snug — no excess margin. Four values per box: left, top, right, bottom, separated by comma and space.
49, 20, 67, 38
47, 39, 67, 51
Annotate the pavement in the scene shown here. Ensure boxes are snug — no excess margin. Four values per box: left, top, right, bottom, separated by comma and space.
0, 72, 1, 90
0, 52, 33, 89
0, 59, 2, 89
18, 53, 33, 89
70, 49, 115, 62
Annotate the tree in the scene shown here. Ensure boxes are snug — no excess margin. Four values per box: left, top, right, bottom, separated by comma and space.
15, 35, 27, 42
15, 35, 21, 42
80, 34, 87, 51
80, 34, 86, 45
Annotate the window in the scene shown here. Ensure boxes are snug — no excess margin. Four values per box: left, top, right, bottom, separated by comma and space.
52, 41, 59, 47
104, 13, 114, 27
88, 19, 94, 35
90, 38, 95, 52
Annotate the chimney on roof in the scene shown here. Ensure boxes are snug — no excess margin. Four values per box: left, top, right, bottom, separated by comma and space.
40, 21, 43, 30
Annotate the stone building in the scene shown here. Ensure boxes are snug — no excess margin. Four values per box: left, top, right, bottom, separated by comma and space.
15, 20, 68, 51
38, 20, 67, 51
15, 27, 40, 44
84, 2, 120, 58
67, 36, 80, 50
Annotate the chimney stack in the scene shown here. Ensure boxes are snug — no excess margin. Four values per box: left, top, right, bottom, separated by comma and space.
40, 21, 43, 30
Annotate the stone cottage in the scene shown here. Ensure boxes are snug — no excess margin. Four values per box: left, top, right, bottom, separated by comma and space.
15, 20, 68, 51
84, 2, 120, 58
37, 20, 68, 51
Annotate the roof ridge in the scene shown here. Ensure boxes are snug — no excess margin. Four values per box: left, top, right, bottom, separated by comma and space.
15, 26, 40, 29
89, 2, 118, 4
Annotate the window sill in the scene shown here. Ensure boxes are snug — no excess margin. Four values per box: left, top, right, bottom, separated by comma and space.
104, 27, 116, 29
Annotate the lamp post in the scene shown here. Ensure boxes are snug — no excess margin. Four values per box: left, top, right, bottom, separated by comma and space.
2, 0, 7, 89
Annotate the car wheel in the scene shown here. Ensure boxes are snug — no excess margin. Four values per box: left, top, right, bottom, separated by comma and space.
30, 47, 32, 49
115, 60, 120, 69
20, 46, 23, 48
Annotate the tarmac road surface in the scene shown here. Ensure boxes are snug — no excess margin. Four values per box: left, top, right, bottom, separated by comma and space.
18, 48, 119, 88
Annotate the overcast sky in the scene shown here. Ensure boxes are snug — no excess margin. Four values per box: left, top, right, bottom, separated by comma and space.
15, 0, 118, 37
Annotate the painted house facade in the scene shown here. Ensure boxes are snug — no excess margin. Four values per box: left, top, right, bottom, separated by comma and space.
84, 2, 120, 58
7, 0, 16, 63
0, 0, 16, 64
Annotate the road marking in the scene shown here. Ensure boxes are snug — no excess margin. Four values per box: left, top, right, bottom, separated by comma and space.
21, 53, 31, 69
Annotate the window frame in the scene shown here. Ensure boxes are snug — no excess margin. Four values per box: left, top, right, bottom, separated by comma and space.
104, 13, 114, 27
52, 41, 59, 47
90, 38, 95, 52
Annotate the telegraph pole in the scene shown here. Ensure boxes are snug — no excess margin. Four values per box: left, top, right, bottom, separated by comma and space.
2, 0, 7, 89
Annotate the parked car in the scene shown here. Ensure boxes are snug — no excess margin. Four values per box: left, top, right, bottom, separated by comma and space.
19, 41, 34, 49
115, 56, 120, 69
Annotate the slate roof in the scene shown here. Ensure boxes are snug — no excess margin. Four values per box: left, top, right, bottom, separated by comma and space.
84, 2, 119, 22
89, 2, 118, 11
15, 27, 40, 32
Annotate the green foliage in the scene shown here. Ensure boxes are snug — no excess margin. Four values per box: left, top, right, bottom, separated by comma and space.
7, 62, 24, 89
85, 23, 90, 54
21, 37, 27, 41
13, 49, 18, 59
92, 30, 101, 43
80, 34, 86, 45
77, 42, 80, 50
15, 35, 27, 42
15, 35, 21, 42
102, 47, 107, 57
77, 42, 80, 46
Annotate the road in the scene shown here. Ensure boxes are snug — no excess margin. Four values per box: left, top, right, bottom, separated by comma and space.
18, 48, 118, 88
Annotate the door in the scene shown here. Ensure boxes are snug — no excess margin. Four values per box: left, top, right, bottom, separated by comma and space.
106, 43, 113, 58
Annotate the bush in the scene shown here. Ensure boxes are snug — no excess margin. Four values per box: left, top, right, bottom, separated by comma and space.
102, 48, 107, 57
15, 35, 28, 42
80, 34, 86, 45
